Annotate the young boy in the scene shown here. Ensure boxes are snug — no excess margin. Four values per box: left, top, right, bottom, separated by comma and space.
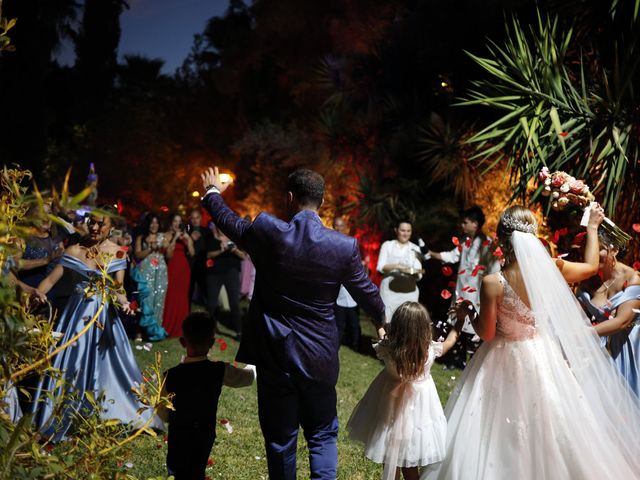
160, 312, 255, 480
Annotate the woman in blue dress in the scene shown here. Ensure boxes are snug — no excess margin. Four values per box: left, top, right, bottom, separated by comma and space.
132, 213, 168, 341
577, 242, 640, 397
32, 209, 163, 440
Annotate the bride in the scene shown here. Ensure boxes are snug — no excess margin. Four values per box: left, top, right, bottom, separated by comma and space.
423, 205, 640, 479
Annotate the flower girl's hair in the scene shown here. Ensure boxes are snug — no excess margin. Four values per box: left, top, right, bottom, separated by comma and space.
388, 302, 433, 381
497, 206, 538, 265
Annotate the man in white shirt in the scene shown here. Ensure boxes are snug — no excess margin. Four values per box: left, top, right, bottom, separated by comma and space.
429, 206, 500, 368
333, 217, 360, 350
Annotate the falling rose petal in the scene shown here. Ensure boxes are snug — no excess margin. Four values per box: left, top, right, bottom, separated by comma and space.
465, 238, 472, 248
442, 266, 453, 277
451, 236, 460, 246
633, 261, 640, 271
219, 340, 228, 351
482, 239, 491, 247
150, 258, 159, 267
207, 458, 215, 466
448, 281, 456, 288
457, 245, 463, 252
458, 269, 466, 275
493, 247, 503, 257
120, 245, 129, 252
461, 286, 470, 292
206, 258, 215, 268
440, 289, 452, 300
633, 224, 640, 233
467, 288, 477, 293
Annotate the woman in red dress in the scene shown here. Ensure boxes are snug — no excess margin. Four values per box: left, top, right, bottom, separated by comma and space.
163, 214, 195, 337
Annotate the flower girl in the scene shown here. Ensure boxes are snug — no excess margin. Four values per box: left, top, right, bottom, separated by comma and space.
347, 301, 463, 480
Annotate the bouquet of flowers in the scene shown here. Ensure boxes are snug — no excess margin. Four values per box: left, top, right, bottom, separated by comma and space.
538, 167, 631, 249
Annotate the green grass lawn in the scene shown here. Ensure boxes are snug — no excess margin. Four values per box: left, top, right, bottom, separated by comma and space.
127, 317, 461, 479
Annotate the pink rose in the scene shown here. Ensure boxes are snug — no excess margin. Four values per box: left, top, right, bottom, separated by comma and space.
570, 180, 586, 194
538, 167, 550, 182
551, 174, 565, 188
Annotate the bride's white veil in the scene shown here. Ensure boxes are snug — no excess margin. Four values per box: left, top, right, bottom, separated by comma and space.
512, 230, 640, 470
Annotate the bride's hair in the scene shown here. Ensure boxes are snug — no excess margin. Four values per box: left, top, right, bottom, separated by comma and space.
387, 302, 433, 381
497, 206, 538, 265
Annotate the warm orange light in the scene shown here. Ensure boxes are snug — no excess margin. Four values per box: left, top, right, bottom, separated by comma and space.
191, 190, 200, 197
219, 173, 233, 185
440, 81, 448, 87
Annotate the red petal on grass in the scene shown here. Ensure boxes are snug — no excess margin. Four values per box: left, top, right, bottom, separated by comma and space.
207, 458, 215, 466
442, 266, 453, 277
451, 236, 460, 246
559, 131, 569, 137
440, 289, 452, 300
632, 224, 640, 233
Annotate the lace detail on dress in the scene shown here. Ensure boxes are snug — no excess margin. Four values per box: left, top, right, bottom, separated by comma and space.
496, 272, 537, 341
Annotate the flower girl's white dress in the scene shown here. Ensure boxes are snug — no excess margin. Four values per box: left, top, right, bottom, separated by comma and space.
423, 272, 640, 479
347, 340, 447, 471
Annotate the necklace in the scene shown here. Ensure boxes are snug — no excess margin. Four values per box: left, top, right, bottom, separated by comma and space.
602, 277, 615, 293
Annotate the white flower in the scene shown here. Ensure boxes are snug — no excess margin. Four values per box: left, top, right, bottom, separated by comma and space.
560, 183, 570, 193
544, 178, 551, 186
552, 191, 560, 199
542, 186, 551, 196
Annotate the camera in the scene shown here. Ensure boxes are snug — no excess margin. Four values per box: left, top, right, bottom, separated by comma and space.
226, 241, 236, 250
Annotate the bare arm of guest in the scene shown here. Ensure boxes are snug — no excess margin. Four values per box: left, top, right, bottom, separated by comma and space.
134, 235, 153, 260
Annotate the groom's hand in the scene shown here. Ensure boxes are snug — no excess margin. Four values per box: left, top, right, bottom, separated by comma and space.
201, 166, 231, 195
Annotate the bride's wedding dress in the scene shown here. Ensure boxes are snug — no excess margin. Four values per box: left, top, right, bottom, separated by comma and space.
424, 232, 640, 480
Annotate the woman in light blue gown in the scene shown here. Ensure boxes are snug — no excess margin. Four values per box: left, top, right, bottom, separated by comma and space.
32, 211, 163, 441
577, 245, 640, 397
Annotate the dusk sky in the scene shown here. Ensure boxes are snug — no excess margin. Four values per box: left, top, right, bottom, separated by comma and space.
58, 0, 230, 73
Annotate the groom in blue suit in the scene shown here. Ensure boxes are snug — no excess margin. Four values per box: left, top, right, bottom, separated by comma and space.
201, 167, 386, 479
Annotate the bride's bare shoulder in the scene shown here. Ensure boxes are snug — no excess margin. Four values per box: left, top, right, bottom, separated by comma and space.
481, 272, 503, 295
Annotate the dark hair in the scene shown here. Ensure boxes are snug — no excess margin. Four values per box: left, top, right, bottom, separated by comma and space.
395, 219, 413, 229
286, 169, 324, 208
143, 213, 162, 235
462, 206, 485, 230
181, 312, 216, 346
90, 204, 121, 227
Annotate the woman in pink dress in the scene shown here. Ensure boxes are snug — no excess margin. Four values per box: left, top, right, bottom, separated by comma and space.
163, 214, 195, 337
